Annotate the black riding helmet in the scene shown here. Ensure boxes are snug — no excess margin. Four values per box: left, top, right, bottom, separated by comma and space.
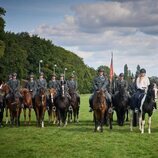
140, 68, 146, 73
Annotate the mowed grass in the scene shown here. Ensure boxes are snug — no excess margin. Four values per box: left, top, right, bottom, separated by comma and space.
0, 94, 158, 158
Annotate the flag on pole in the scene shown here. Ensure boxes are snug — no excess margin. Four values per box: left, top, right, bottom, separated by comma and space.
110, 52, 114, 82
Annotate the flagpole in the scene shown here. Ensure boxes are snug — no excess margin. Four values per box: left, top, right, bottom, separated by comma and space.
109, 52, 113, 94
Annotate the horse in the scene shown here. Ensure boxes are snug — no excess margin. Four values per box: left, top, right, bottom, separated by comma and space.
68, 89, 80, 123
112, 84, 130, 126
47, 88, 58, 124
93, 89, 108, 132
130, 84, 156, 134
1, 83, 22, 127
34, 87, 47, 127
55, 85, 70, 126
20, 88, 33, 125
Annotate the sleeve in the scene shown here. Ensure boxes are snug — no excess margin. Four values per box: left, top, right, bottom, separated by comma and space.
93, 78, 98, 91
44, 80, 47, 89
124, 81, 128, 90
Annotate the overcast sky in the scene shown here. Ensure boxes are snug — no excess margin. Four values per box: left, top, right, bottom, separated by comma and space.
1, 0, 158, 77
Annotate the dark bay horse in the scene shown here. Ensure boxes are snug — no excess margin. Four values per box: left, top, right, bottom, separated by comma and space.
48, 88, 58, 124
112, 84, 130, 126
20, 88, 32, 125
35, 87, 47, 127
1, 83, 21, 127
68, 89, 80, 123
93, 90, 108, 132
55, 85, 69, 126
130, 84, 156, 134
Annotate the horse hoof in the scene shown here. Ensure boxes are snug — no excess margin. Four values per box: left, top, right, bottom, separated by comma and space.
97, 126, 101, 131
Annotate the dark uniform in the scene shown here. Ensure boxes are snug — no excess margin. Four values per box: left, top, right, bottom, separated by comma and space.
6, 73, 23, 107
37, 72, 47, 93
128, 77, 136, 96
67, 75, 77, 92
48, 74, 59, 91
25, 74, 37, 99
89, 68, 112, 111
7, 74, 12, 87
114, 73, 129, 98
58, 74, 70, 99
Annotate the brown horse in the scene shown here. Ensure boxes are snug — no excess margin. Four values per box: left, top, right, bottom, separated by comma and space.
35, 87, 47, 127
48, 88, 58, 124
68, 89, 80, 123
20, 88, 33, 125
1, 83, 21, 127
93, 90, 107, 132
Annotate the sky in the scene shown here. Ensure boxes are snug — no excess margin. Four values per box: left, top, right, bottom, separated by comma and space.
1, 0, 158, 77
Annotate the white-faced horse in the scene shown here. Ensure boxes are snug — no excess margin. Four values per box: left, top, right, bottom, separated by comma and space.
130, 83, 156, 134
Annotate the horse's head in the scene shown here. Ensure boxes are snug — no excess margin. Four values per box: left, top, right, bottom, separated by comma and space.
95, 89, 106, 103
1, 83, 10, 95
118, 84, 126, 96
147, 83, 155, 101
49, 88, 57, 103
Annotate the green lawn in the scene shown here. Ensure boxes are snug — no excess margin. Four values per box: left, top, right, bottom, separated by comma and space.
0, 94, 158, 158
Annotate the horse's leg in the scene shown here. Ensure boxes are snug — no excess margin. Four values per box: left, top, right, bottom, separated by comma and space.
24, 108, 26, 125
108, 108, 113, 130
5, 107, 8, 124
94, 112, 97, 132
41, 108, 46, 128
68, 110, 70, 123
28, 108, 31, 125
126, 109, 129, 122
76, 106, 79, 123
64, 111, 68, 127
148, 115, 152, 134
73, 109, 76, 123
100, 112, 105, 132
130, 110, 133, 131
36, 108, 40, 127
139, 112, 142, 131
141, 113, 145, 134
18, 108, 21, 127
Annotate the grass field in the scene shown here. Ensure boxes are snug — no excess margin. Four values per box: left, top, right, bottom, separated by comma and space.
0, 94, 158, 158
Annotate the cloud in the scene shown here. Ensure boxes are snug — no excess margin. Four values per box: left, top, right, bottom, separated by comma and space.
32, 0, 158, 76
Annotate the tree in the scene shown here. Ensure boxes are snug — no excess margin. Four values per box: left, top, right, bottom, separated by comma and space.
124, 64, 128, 80
0, 7, 6, 58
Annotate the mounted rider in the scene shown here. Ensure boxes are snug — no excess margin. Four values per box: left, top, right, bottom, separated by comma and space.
58, 74, 71, 100
131, 68, 150, 112
6, 72, 23, 107
48, 73, 59, 95
25, 73, 37, 107
89, 68, 112, 112
37, 72, 47, 92
114, 73, 129, 95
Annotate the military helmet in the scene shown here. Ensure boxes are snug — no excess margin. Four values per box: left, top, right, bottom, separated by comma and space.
8, 74, 12, 78
140, 68, 146, 73
40, 72, 44, 76
30, 74, 34, 78
98, 68, 104, 72
12, 72, 17, 76
60, 74, 64, 77
119, 73, 124, 77
52, 73, 56, 77
70, 74, 75, 78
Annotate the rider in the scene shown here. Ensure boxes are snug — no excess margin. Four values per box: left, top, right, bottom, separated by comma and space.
48, 73, 59, 92
37, 72, 48, 109
67, 74, 80, 104
7, 74, 12, 87
89, 68, 112, 112
128, 76, 136, 96
115, 73, 128, 94
58, 74, 71, 100
132, 68, 150, 112
7, 72, 23, 107
25, 73, 37, 107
